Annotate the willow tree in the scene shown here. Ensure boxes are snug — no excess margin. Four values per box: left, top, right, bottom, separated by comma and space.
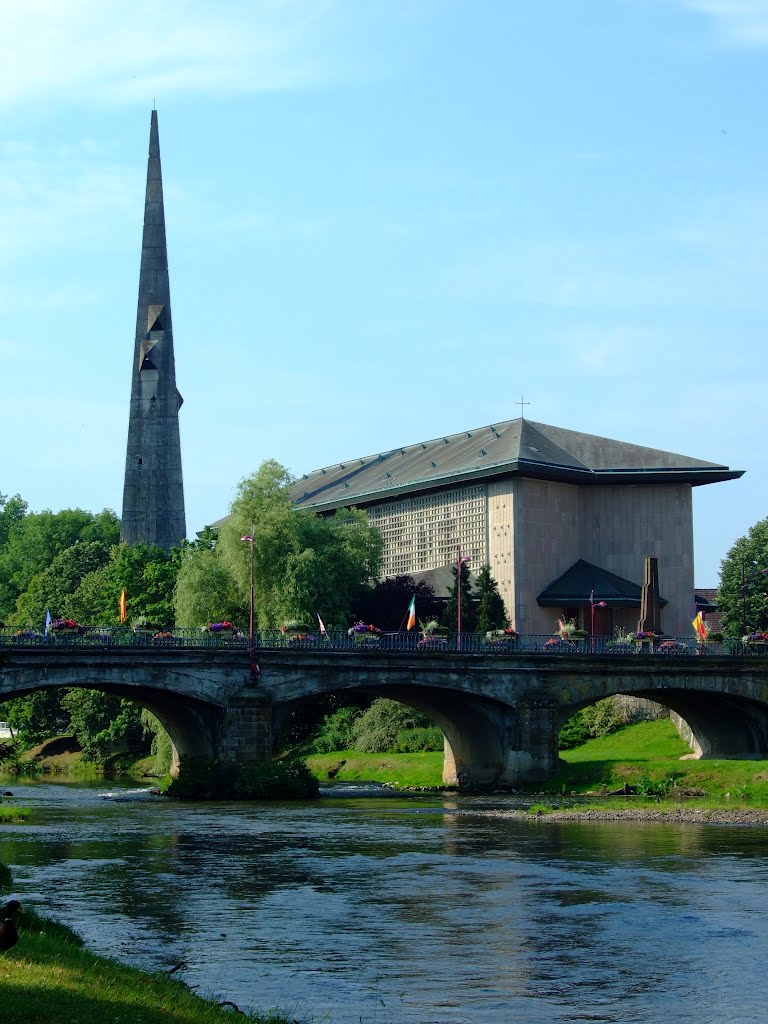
175, 460, 383, 630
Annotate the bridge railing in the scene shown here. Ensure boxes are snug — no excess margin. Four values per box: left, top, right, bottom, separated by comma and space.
0, 626, 766, 657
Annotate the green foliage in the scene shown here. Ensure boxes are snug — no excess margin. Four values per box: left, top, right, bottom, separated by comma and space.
391, 725, 444, 752
0, 690, 69, 748
351, 698, 436, 753
441, 560, 476, 632
173, 544, 245, 628
60, 691, 145, 763
311, 705, 362, 753
141, 710, 173, 775
0, 505, 119, 620
634, 771, 680, 800
165, 756, 319, 800
558, 714, 592, 750
11, 540, 112, 627
718, 519, 768, 636
474, 564, 509, 633
351, 574, 442, 632
177, 459, 383, 629
527, 803, 555, 815
558, 697, 623, 750
233, 760, 320, 799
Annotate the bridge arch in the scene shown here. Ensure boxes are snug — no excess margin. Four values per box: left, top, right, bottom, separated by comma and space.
272, 681, 518, 788
0, 675, 225, 774
558, 680, 768, 760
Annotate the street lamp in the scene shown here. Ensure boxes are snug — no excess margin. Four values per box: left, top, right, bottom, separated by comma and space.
590, 589, 607, 648
457, 545, 471, 650
240, 527, 259, 682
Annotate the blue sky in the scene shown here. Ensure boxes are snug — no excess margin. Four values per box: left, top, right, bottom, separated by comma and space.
1, 0, 766, 585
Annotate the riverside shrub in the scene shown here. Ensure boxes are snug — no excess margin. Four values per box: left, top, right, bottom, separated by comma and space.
166, 757, 319, 800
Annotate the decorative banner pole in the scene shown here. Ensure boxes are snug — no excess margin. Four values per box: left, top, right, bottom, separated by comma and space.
240, 527, 259, 682
590, 589, 606, 650
457, 545, 471, 650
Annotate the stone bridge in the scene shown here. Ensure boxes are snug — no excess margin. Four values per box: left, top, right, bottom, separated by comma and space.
2, 645, 768, 787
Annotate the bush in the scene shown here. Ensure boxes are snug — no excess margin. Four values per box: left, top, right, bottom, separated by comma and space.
311, 706, 361, 753
234, 760, 319, 799
558, 697, 624, 750
166, 756, 319, 800
352, 698, 435, 753
392, 725, 444, 752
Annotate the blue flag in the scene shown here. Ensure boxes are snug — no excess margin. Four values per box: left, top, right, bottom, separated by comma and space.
45, 609, 52, 635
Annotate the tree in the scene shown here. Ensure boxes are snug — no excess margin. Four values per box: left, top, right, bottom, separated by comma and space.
186, 459, 384, 629
69, 542, 180, 627
441, 560, 476, 632
61, 690, 145, 763
0, 506, 119, 620
718, 519, 768, 637
351, 575, 443, 631
351, 698, 434, 753
174, 544, 245, 628
11, 540, 112, 626
0, 691, 69, 748
474, 564, 509, 633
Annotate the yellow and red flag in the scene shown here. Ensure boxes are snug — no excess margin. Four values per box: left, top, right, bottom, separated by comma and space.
119, 588, 127, 624
692, 611, 707, 640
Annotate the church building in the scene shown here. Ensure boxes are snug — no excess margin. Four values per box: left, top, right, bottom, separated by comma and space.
288, 417, 742, 636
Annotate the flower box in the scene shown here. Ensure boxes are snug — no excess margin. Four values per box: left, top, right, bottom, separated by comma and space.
485, 629, 520, 650
657, 640, 689, 654
352, 632, 382, 644
417, 635, 448, 649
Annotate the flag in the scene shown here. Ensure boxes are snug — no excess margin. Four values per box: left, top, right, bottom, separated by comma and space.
119, 588, 127, 624
406, 596, 416, 631
44, 609, 52, 636
317, 613, 327, 636
692, 611, 707, 640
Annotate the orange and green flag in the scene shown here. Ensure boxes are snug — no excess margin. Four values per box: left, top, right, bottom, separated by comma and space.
406, 596, 416, 631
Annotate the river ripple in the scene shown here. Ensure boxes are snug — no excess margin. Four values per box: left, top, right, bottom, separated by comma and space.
2, 782, 768, 1023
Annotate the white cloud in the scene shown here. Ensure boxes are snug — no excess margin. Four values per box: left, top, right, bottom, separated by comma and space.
0, 0, 345, 110
684, 0, 768, 45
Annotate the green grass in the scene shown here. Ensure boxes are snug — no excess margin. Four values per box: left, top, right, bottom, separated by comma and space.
2, 911, 299, 1024
307, 721, 768, 807
542, 718, 768, 805
305, 749, 445, 788
0, 804, 30, 823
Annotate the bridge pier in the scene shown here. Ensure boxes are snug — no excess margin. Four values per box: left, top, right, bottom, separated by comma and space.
218, 694, 273, 762
440, 693, 560, 790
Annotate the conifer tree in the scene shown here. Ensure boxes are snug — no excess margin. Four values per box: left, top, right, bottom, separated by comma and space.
474, 564, 509, 633
441, 560, 476, 632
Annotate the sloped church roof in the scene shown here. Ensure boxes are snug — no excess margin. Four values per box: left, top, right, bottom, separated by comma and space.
289, 417, 742, 512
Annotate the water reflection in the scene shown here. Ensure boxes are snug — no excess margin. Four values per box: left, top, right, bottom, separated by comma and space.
3, 781, 768, 1023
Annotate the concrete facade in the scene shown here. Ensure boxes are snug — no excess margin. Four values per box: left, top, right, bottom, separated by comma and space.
285, 418, 741, 639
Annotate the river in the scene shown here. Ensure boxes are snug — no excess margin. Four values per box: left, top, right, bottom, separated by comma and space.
2, 781, 768, 1023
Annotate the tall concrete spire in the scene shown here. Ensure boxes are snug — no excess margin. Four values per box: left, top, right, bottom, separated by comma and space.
121, 110, 186, 550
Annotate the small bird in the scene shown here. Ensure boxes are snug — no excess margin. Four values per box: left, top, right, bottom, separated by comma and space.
0, 900, 21, 952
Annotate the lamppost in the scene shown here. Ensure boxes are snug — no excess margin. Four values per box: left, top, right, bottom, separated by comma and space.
457, 545, 471, 650
240, 527, 259, 682
590, 589, 606, 649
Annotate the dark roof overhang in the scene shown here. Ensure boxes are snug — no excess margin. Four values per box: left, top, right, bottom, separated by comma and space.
537, 559, 668, 609
292, 460, 744, 514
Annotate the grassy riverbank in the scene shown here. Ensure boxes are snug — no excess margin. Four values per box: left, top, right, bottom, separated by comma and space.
307, 719, 768, 808
1, 909, 296, 1024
